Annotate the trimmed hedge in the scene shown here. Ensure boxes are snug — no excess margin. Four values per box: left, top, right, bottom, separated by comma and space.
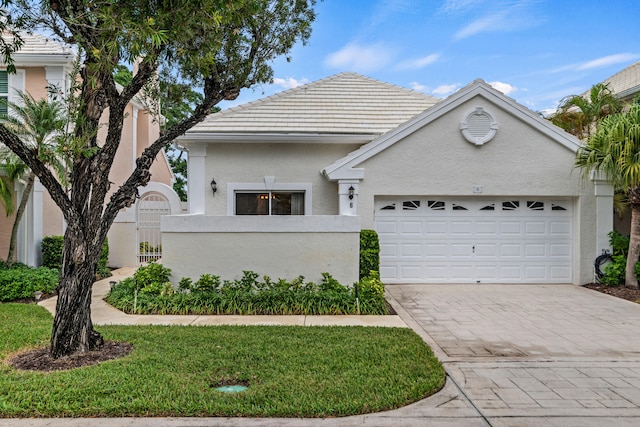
360, 229, 380, 279
41, 236, 64, 270
42, 235, 110, 277
0, 264, 59, 302
106, 264, 389, 316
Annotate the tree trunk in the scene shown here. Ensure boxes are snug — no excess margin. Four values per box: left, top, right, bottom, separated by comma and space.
7, 172, 35, 263
625, 203, 640, 289
49, 227, 104, 358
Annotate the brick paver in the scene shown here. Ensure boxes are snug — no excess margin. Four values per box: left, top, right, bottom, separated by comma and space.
387, 284, 640, 423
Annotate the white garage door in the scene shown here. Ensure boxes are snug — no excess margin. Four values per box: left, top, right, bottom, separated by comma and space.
375, 197, 573, 284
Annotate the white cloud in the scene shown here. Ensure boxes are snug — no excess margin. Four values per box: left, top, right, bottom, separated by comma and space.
577, 53, 640, 70
325, 42, 393, 73
410, 82, 429, 92
439, 0, 484, 14
453, 1, 542, 40
432, 84, 459, 96
397, 53, 441, 70
272, 77, 309, 90
454, 13, 506, 40
488, 81, 516, 95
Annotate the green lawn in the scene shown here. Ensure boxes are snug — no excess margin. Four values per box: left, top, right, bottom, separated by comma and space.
0, 303, 445, 418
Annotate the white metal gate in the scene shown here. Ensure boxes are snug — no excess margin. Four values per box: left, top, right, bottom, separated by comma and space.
137, 193, 171, 264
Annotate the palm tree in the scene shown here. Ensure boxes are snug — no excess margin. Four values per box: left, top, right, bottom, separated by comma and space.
0, 91, 65, 262
551, 83, 623, 140
575, 104, 640, 288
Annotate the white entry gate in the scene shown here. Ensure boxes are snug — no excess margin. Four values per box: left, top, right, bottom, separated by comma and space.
137, 193, 171, 264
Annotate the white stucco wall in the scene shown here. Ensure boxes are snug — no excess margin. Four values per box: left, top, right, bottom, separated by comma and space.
350, 95, 598, 284
161, 215, 361, 285
203, 143, 360, 216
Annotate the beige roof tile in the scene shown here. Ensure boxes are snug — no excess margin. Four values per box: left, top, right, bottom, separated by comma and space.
599, 61, 640, 100
187, 72, 440, 136
6, 32, 74, 56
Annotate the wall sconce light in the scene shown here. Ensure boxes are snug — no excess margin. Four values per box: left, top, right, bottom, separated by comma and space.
210, 178, 217, 194
348, 186, 355, 200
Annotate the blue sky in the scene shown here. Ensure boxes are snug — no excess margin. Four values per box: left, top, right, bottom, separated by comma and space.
220, 0, 640, 115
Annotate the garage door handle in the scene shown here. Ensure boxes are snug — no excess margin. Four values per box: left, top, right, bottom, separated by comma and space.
472, 245, 475, 253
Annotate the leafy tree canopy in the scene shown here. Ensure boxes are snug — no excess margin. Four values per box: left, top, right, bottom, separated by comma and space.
0, 0, 316, 358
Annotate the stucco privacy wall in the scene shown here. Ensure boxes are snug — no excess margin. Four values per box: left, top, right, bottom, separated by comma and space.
351, 95, 597, 284
203, 142, 361, 216
162, 215, 361, 285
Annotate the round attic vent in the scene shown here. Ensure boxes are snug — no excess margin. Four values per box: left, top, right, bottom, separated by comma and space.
460, 107, 498, 145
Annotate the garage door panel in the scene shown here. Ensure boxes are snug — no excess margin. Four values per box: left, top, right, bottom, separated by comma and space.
500, 222, 522, 235
525, 266, 547, 280
549, 243, 571, 257
525, 222, 546, 234
376, 221, 398, 235
400, 243, 422, 257
425, 243, 448, 257
451, 221, 473, 235
425, 266, 447, 280
451, 244, 472, 257
476, 266, 498, 279
550, 266, 572, 280
499, 266, 522, 280
524, 244, 546, 257
501, 244, 522, 257
400, 265, 423, 279
450, 265, 473, 280
400, 221, 422, 235
375, 197, 573, 284
380, 265, 398, 278
550, 221, 571, 234
380, 243, 398, 257
475, 243, 497, 257
476, 221, 497, 234
426, 221, 448, 235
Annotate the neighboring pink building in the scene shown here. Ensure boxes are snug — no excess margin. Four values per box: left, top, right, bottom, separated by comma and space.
0, 33, 182, 267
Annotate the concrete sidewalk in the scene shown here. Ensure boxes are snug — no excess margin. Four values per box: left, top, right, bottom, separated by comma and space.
38, 267, 408, 328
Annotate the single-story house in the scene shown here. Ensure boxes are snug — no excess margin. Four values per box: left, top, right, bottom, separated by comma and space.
163, 72, 612, 286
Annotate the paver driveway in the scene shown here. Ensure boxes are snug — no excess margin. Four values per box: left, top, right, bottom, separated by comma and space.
387, 284, 640, 426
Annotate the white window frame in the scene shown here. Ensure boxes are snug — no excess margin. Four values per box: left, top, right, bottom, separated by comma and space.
227, 182, 312, 216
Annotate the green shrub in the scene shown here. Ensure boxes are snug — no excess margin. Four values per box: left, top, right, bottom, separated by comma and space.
97, 237, 110, 278
41, 236, 64, 270
0, 266, 59, 302
133, 261, 172, 296
358, 271, 385, 300
609, 230, 630, 257
360, 229, 380, 279
42, 235, 110, 278
106, 268, 390, 316
601, 255, 626, 286
193, 274, 221, 293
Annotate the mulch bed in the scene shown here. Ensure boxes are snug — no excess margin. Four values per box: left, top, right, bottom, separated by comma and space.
582, 283, 640, 303
7, 341, 133, 372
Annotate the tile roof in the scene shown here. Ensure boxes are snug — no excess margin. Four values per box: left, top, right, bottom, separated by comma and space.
598, 61, 640, 100
6, 32, 74, 56
186, 72, 441, 136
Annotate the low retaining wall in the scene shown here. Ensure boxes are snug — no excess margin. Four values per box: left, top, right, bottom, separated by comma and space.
161, 215, 361, 285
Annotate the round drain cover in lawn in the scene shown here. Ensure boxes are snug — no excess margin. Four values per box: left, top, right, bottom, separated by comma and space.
214, 385, 248, 393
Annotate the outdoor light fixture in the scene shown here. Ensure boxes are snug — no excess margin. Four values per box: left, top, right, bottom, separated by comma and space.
34, 291, 43, 301
348, 186, 355, 200
210, 177, 217, 194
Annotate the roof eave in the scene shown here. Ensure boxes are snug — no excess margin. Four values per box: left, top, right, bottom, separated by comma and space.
12, 53, 75, 67
177, 132, 377, 144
